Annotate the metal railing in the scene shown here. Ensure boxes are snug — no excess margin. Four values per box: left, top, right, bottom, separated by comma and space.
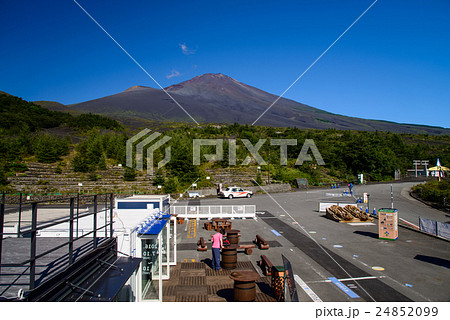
170, 205, 256, 219
0, 193, 114, 292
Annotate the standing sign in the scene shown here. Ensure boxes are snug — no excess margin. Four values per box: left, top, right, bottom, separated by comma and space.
378, 208, 398, 240
281, 255, 299, 302
141, 238, 159, 299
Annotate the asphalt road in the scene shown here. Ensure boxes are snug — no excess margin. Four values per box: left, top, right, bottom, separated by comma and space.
2, 182, 448, 301
176, 181, 450, 302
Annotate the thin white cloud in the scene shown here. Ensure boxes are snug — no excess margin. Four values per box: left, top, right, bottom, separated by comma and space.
179, 42, 196, 55
166, 69, 181, 79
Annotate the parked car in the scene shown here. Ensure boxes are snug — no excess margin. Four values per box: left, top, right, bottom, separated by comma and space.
218, 187, 253, 199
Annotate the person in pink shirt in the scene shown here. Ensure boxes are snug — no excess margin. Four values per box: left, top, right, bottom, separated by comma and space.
211, 228, 224, 271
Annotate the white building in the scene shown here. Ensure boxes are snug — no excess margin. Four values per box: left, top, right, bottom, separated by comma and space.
37, 194, 176, 301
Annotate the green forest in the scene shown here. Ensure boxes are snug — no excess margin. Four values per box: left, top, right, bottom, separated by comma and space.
1, 93, 449, 196
411, 180, 449, 207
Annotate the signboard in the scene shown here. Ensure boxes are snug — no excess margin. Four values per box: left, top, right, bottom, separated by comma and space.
378, 208, 398, 240
281, 255, 299, 302
141, 239, 158, 289
358, 173, 364, 184
294, 178, 309, 189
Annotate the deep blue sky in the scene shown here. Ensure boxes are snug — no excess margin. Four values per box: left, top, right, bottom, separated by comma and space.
1, 0, 449, 128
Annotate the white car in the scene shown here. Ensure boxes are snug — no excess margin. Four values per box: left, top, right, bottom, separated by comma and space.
218, 187, 253, 199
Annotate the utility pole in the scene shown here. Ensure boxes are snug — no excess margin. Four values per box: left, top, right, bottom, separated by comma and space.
390, 184, 394, 209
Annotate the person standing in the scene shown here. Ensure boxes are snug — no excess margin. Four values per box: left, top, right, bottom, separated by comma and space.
211, 228, 224, 271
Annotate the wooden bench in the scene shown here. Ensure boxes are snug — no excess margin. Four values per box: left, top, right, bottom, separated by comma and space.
197, 237, 207, 251
259, 255, 274, 276
254, 234, 270, 250
237, 244, 255, 255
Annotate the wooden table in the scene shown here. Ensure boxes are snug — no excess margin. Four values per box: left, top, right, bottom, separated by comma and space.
229, 270, 260, 301
212, 218, 232, 231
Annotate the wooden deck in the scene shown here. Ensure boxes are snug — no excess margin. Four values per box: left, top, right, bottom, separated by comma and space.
162, 261, 277, 302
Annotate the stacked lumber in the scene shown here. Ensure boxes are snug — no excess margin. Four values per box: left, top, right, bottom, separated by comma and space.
344, 205, 371, 221
326, 205, 374, 223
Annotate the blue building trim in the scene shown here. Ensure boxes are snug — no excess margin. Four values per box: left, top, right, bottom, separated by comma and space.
117, 201, 160, 210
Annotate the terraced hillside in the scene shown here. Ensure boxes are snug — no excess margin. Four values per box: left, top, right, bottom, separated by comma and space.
6, 163, 264, 195
7, 162, 154, 195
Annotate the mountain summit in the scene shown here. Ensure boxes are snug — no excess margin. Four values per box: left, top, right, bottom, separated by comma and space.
165, 73, 257, 98
68, 73, 448, 134
164, 73, 282, 109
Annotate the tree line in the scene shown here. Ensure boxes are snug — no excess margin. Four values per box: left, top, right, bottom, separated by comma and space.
0, 93, 123, 183
1, 93, 449, 191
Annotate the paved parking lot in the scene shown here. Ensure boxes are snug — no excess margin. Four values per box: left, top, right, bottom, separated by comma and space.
174, 182, 450, 302
2, 182, 448, 302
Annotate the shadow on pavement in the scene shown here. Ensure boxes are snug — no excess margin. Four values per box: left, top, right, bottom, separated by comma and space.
353, 230, 379, 239
414, 255, 449, 269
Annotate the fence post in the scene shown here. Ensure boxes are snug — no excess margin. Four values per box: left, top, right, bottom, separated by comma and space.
436, 221, 439, 238
17, 193, 23, 237
76, 193, 79, 237
109, 193, 114, 237
104, 194, 108, 238
93, 194, 98, 249
69, 197, 74, 265
0, 194, 5, 278
29, 202, 38, 290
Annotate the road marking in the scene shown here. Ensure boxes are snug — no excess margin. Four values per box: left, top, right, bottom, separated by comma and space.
347, 222, 375, 226
328, 277, 360, 298
294, 274, 323, 302
372, 266, 385, 271
271, 229, 282, 236
187, 219, 197, 239
308, 275, 382, 283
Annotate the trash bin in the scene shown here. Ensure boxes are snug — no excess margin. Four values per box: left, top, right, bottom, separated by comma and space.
271, 266, 285, 301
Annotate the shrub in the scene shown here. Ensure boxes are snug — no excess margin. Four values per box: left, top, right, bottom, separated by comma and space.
123, 167, 137, 181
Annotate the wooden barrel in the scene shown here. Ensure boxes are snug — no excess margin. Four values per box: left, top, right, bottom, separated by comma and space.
234, 280, 256, 302
221, 248, 237, 270
227, 233, 239, 244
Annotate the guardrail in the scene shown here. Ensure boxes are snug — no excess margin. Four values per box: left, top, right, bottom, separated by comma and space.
170, 205, 256, 219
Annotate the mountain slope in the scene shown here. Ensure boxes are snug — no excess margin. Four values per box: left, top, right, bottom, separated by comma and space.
69, 73, 449, 134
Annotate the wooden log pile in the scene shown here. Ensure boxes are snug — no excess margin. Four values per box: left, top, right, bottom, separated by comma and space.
326, 205, 374, 223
